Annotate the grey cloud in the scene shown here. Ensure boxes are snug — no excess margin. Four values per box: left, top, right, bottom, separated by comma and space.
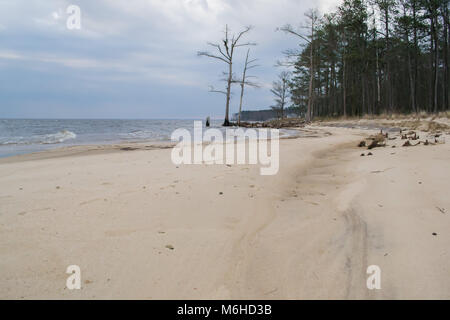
0, 0, 340, 118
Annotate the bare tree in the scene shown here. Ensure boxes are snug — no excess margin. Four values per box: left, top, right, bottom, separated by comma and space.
235, 48, 259, 126
279, 9, 319, 122
271, 71, 290, 119
198, 25, 255, 126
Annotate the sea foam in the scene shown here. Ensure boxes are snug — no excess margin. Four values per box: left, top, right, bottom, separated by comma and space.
0, 130, 77, 145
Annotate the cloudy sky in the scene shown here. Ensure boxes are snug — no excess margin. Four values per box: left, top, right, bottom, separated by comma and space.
0, 0, 340, 119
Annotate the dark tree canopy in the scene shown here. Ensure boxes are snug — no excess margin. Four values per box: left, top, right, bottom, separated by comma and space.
285, 0, 449, 119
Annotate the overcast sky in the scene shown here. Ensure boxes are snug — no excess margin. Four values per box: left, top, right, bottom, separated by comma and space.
0, 0, 340, 119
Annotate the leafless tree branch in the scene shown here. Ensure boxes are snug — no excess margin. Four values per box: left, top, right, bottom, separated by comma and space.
208, 85, 227, 95
198, 25, 256, 126
197, 51, 229, 64
277, 24, 310, 43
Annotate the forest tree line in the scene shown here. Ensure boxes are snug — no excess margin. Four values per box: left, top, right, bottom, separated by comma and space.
281, 0, 449, 120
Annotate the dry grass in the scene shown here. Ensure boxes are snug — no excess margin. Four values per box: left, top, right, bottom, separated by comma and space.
314, 111, 450, 122
313, 111, 450, 134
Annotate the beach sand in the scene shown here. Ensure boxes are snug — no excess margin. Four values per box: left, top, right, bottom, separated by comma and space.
1, 123, 449, 299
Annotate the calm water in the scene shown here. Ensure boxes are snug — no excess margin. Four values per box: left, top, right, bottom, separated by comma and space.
0, 119, 299, 158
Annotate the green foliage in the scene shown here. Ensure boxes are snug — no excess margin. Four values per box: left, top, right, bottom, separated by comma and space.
287, 0, 449, 118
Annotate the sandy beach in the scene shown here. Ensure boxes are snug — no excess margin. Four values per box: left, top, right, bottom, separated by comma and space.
1, 121, 450, 299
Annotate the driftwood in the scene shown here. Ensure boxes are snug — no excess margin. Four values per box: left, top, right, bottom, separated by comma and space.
402, 140, 421, 147
367, 133, 386, 149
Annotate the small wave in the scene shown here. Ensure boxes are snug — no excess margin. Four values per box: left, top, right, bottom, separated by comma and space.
0, 130, 77, 146
41, 130, 77, 144
120, 130, 168, 141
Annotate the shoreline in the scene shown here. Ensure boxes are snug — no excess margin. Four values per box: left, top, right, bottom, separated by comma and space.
0, 126, 319, 164
0, 141, 176, 164
1, 124, 449, 299
2, 115, 448, 164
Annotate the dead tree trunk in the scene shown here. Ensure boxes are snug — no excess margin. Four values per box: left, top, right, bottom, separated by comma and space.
198, 25, 255, 126
237, 49, 259, 126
